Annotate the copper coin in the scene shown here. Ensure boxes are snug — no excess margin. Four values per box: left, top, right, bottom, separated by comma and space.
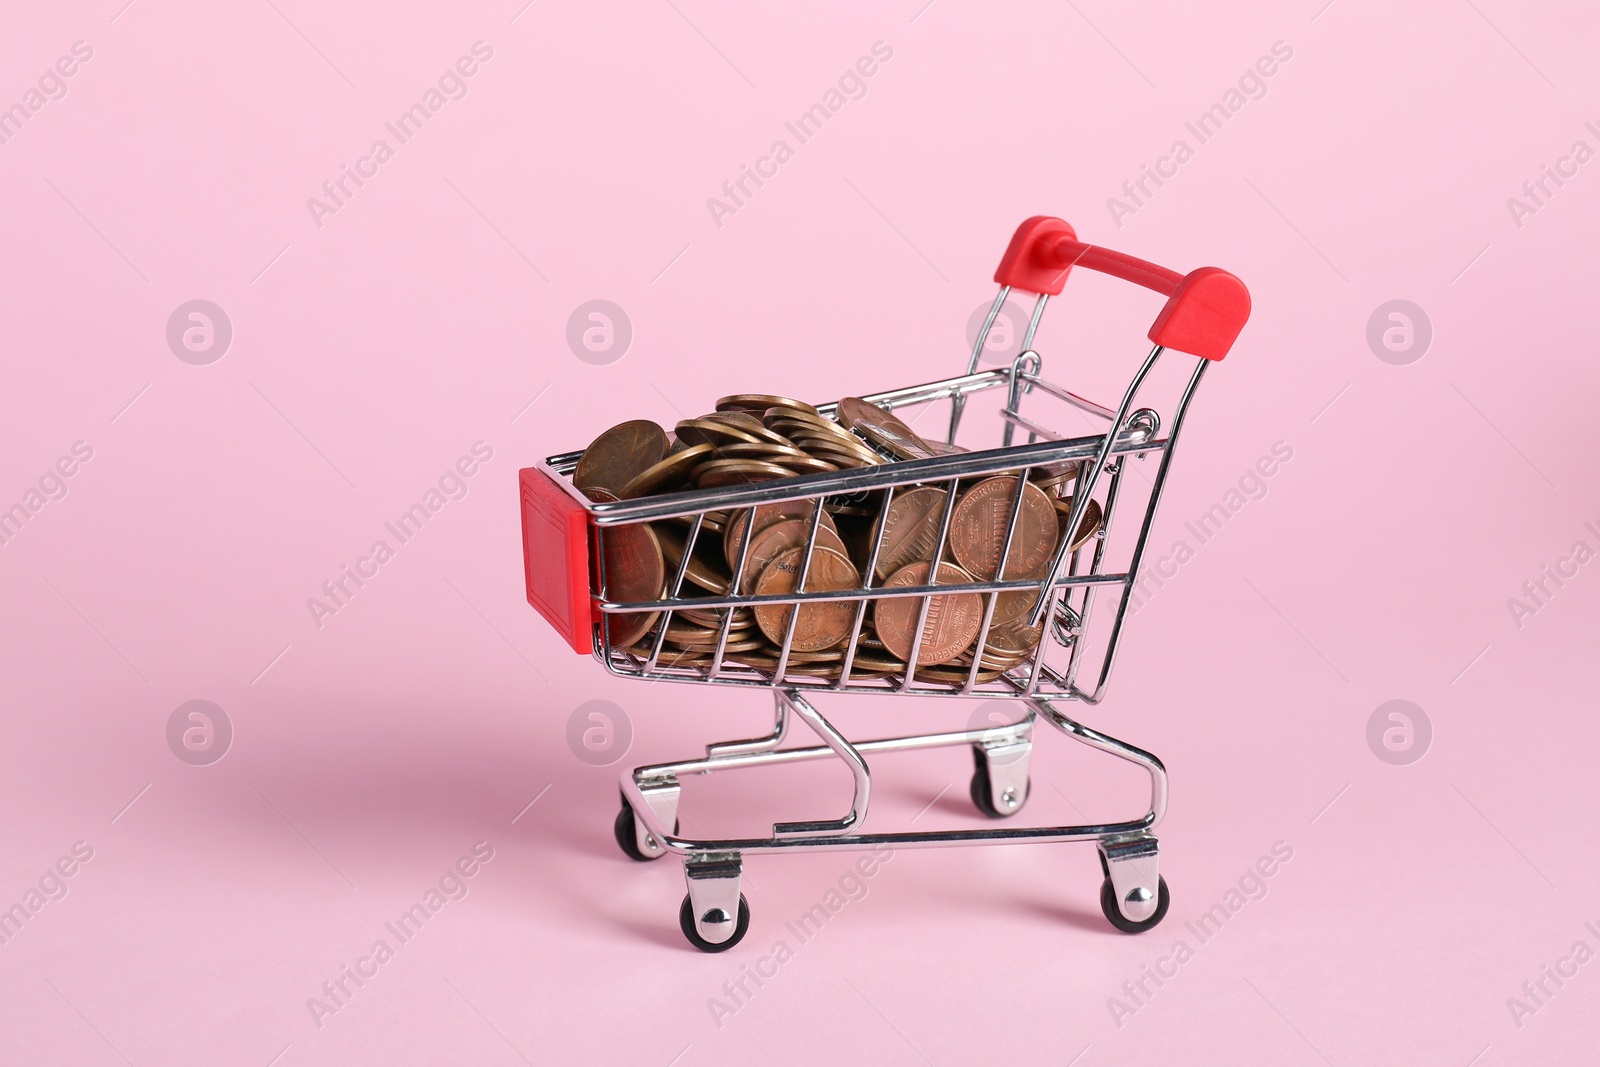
718, 394, 817, 416
668, 633, 764, 653
709, 441, 813, 464
836, 398, 938, 461
596, 520, 664, 648
772, 455, 839, 476
693, 459, 796, 488
872, 561, 984, 667
915, 664, 1004, 685
873, 487, 951, 579
574, 420, 669, 496
724, 503, 839, 571
764, 411, 868, 452
664, 511, 726, 534
620, 443, 714, 498
1032, 460, 1082, 494
623, 645, 711, 668
654, 522, 732, 594
949, 476, 1059, 581
741, 519, 850, 593
984, 619, 1044, 657
993, 580, 1048, 627
675, 417, 763, 448
795, 441, 876, 469
752, 546, 861, 652
705, 411, 796, 447
678, 605, 756, 630
1055, 497, 1104, 551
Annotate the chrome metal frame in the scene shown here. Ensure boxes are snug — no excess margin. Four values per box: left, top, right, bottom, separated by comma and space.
543, 284, 1213, 944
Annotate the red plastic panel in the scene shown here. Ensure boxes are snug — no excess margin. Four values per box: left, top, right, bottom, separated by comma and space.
992, 216, 1250, 360
519, 467, 594, 654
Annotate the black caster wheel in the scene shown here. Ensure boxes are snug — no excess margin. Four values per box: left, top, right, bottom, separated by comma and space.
969, 746, 1031, 818
679, 893, 751, 953
1099, 875, 1170, 933
613, 802, 677, 862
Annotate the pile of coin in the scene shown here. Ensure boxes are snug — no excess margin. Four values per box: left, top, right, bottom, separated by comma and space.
571, 394, 1102, 686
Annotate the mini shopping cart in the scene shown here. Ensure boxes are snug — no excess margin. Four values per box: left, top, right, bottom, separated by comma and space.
519, 216, 1250, 951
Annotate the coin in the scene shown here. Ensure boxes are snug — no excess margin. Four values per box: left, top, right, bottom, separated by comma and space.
675, 417, 764, 448
623, 645, 712, 668
873, 486, 951, 579
705, 411, 796, 448
664, 511, 726, 534
764, 411, 872, 455
1032, 460, 1081, 494
693, 459, 797, 488
718, 394, 817, 416
949, 476, 1059, 581
1055, 497, 1104, 551
705, 441, 810, 463
678, 604, 755, 628
795, 440, 877, 469
724, 502, 839, 571
872, 561, 984, 667
574, 420, 669, 495
620, 443, 714, 498
983, 619, 1044, 657
595, 518, 664, 648
752, 546, 861, 652
836, 398, 939, 461
914, 664, 1004, 685
742, 518, 851, 593
654, 522, 733, 594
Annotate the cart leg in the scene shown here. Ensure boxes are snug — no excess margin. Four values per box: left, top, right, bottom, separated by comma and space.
625, 776, 681, 860
1096, 832, 1169, 932
681, 855, 749, 952
971, 735, 1033, 818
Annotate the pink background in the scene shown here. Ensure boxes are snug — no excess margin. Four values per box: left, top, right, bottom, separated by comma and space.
3, 1, 1598, 1063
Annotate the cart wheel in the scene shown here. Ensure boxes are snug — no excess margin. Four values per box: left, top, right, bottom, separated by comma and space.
1099, 875, 1170, 933
969, 751, 1031, 818
679, 893, 750, 953
613, 803, 678, 862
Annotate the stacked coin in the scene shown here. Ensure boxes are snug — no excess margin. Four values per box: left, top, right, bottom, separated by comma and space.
571, 394, 1103, 685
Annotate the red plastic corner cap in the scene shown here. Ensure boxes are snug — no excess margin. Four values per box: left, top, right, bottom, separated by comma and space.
519, 466, 594, 654
1148, 267, 1251, 362
993, 216, 1079, 295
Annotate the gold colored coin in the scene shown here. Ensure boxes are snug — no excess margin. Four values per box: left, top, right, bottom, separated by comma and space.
574, 420, 669, 496
620, 443, 714, 498
752, 546, 861, 652
872, 561, 984, 667
949, 476, 1059, 581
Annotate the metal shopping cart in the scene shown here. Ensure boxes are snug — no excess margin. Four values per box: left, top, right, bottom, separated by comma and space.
519, 216, 1250, 951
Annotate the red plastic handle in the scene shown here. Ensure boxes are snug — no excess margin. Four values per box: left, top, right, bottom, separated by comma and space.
993, 216, 1250, 361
